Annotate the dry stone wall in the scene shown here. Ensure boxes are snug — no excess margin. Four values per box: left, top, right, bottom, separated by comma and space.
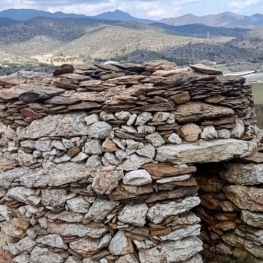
0, 60, 262, 262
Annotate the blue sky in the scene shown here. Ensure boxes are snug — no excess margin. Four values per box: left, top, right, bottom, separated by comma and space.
0, 0, 262, 19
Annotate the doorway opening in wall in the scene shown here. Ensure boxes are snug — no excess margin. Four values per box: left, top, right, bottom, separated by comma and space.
193, 162, 260, 263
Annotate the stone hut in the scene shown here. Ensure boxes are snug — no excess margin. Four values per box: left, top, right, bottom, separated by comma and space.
0, 60, 263, 263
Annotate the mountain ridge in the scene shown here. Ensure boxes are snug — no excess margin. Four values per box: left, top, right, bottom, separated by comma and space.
160, 11, 263, 28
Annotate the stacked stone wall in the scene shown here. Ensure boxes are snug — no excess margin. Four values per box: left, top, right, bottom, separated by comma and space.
0, 61, 262, 263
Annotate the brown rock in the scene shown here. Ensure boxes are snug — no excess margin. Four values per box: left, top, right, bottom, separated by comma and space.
67, 102, 100, 111
102, 138, 118, 152
53, 64, 74, 76
67, 147, 81, 158
179, 123, 201, 142
151, 227, 171, 236
205, 95, 226, 104
190, 64, 222, 75
170, 91, 190, 104
215, 221, 237, 231
20, 108, 42, 119
11, 218, 29, 230
45, 96, 81, 105
143, 163, 196, 180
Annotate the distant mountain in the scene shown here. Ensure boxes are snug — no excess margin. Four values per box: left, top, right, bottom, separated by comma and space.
160, 11, 263, 28
0, 17, 20, 27
93, 9, 155, 24
0, 9, 87, 21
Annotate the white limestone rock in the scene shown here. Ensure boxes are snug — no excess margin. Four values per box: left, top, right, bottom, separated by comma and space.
41, 189, 67, 207
36, 234, 68, 249
156, 139, 257, 164
108, 231, 133, 256
20, 140, 36, 149
231, 119, 245, 139
72, 152, 89, 163
69, 237, 100, 257
84, 198, 119, 223
220, 163, 263, 185
147, 196, 200, 224
118, 154, 151, 171
88, 122, 112, 139
136, 144, 155, 159
67, 196, 91, 213
217, 129, 231, 139
200, 126, 218, 140
138, 236, 202, 263
35, 140, 52, 152
135, 112, 152, 126
20, 112, 89, 139
127, 114, 137, 126
51, 140, 66, 151
152, 112, 170, 122
53, 154, 71, 164
115, 254, 139, 263
123, 170, 152, 186
168, 133, 182, 144
18, 150, 37, 166
7, 187, 36, 203
16, 236, 36, 253
84, 139, 102, 155
242, 210, 263, 228
118, 204, 148, 227
30, 246, 63, 263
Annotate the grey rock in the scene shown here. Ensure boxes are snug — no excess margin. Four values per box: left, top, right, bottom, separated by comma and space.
168, 133, 182, 144
108, 231, 133, 256
86, 155, 102, 171
53, 154, 71, 164
41, 189, 67, 207
88, 122, 112, 139
12, 254, 31, 263
92, 170, 123, 195
242, 210, 263, 228
16, 236, 36, 253
200, 126, 218, 140
152, 112, 170, 122
156, 174, 191, 184
118, 154, 151, 171
147, 196, 200, 224
20, 170, 43, 188
31, 246, 63, 263
20, 112, 89, 139
67, 196, 91, 213
137, 125, 156, 134
20, 140, 36, 149
18, 150, 37, 166
118, 204, 148, 227
231, 119, 245, 139
136, 144, 155, 159
123, 170, 152, 186
221, 163, 263, 185
145, 132, 165, 147
51, 140, 66, 151
35, 163, 89, 187
116, 254, 139, 263
100, 111, 116, 121
116, 149, 128, 161
48, 222, 108, 238
158, 224, 200, 241
65, 256, 82, 263
156, 139, 257, 164
35, 140, 52, 152
62, 138, 75, 149
33, 150, 42, 158
72, 152, 89, 163
135, 112, 152, 126
0, 167, 30, 188
138, 236, 202, 263
84, 114, 99, 125
102, 152, 121, 166
217, 129, 231, 139
84, 140, 102, 155
84, 198, 119, 223
127, 114, 137, 126
36, 234, 67, 249
7, 187, 36, 203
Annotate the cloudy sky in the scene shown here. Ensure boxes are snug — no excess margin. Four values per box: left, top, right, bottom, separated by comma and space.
0, 0, 262, 20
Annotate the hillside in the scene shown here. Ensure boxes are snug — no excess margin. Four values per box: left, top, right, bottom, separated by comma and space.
0, 17, 20, 27
160, 12, 263, 28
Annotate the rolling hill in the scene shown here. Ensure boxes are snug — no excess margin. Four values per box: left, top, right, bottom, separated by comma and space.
0, 17, 20, 27
160, 12, 263, 28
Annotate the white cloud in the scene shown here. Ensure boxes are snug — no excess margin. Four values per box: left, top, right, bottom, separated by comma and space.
228, 0, 261, 9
